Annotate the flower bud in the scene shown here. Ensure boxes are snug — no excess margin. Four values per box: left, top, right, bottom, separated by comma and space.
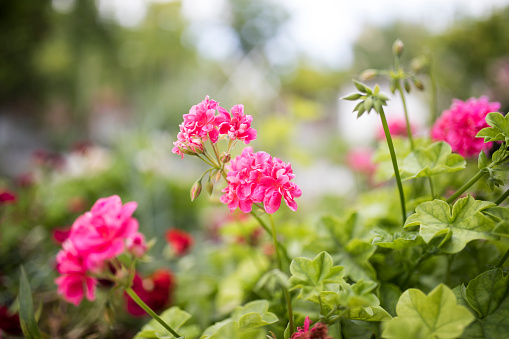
413, 78, 424, 91
190, 178, 202, 201
206, 176, 214, 195
360, 69, 378, 81
393, 39, 404, 58
103, 301, 116, 325
404, 79, 411, 93
220, 152, 231, 164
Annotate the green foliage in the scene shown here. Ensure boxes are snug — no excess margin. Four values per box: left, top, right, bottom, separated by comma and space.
18, 267, 46, 339
134, 307, 191, 339
200, 300, 278, 339
289, 251, 345, 300
372, 230, 424, 250
454, 269, 509, 338
477, 112, 509, 143
483, 206, 509, 237
383, 284, 474, 339
400, 141, 466, 181
405, 195, 497, 253
343, 81, 390, 118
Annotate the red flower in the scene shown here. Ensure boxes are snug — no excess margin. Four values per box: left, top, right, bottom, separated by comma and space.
292, 317, 332, 339
0, 306, 21, 336
166, 228, 193, 256
52, 226, 71, 244
0, 190, 16, 205
124, 269, 175, 317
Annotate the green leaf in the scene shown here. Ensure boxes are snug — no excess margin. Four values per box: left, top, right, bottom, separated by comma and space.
483, 206, 509, 237
289, 251, 345, 300
336, 239, 377, 282
18, 267, 44, 339
342, 93, 362, 101
476, 112, 509, 142
340, 305, 391, 322
372, 230, 424, 250
404, 195, 497, 253
465, 268, 509, 319
134, 307, 191, 339
383, 284, 474, 339
231, 300, 278, 330
454, 269, 509, 338
200, 319, 239, 339
399, 141, 466, 181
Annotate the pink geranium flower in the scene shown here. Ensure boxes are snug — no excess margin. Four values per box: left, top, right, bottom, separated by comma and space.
291, 316, 332, 339
0, 189, 16, 205
377, 118, 416, 140
221, 147, 301, 214
165, 228, 194, 256
219, 104, 257, 144
69, 196, 139, 269
431, 96, 501, 157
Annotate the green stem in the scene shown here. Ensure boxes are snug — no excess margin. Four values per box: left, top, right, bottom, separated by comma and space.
496, 248, 509, 268
429, 67, 438, 125
125, 287, 181, 338
428, 176, 435, 199
446, 170, 487, 204
250, 208, 291, 265
209, 139, 221, 165
397, 84, 415, 150
196, 153, 218, 168
495, 188, 509, 205
267, 214, 294, 335
380, 107, 407, 225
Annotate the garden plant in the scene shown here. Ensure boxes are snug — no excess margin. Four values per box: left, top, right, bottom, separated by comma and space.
6, 39, 509, 339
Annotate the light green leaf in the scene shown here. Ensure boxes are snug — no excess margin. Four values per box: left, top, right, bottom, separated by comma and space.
200, 319, 239, 339
289, 251, 345, 300
476, 112, 509, 142
340, 305, 391, 322
400, 141, 466, 180
336, 239, 377, 282
383, 284, 474, 339
483, 206, 509, 237
454, 269, 509, 338
404, 195, 497, 253
134, 306, 191, 339
372, 230, 424, 250
18, 267, 45, 339
231, 300, 278, 330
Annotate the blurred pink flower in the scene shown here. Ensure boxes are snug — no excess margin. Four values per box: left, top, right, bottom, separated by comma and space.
52, 226, 71, 244
127, 232, 147, 258
291, 316, 332, 339
346, 149, 376, 175
0, 190, 16, 205
221, 147, 301, 214
219, 104, 257, 144
377, 118, 415, 140
69, 195, 139, 269
165, 228, 193, 256
431, 97, 501, 157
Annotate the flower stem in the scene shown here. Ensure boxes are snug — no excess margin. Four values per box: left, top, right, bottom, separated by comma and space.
380, 107, 406, 225
496, 248, 509, 268
428, 176, 435, 199
397, 85, 415, 150
446, 170, 487, 204
124, 287, 181, 338
495, 188, 509, 205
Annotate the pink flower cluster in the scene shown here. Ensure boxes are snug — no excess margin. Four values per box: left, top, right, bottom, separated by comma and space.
172, 96, 256, 158
431, 96, 501, 157
220, 147, 302, 214
291, 316, 332, 339
55, 195, 147, 306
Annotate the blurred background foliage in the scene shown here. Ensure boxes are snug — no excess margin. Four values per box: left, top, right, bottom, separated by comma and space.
1, 1, 509, 337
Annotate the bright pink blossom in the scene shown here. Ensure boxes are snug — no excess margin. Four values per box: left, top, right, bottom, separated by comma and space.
69, 195, 139, 269
124, 269, 175, 317
219, 104, 257, 144
377, 118, 416, 140
220, 147, 301, 214
55, 241, 97, 306
165, 228, 193, 256
291, 316, 332, 339
431, 97, 501, 157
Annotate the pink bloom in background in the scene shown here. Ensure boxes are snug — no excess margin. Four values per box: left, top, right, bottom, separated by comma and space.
219, 104, 257, 144
55, 195, 147, 306
52, 226, 71, 244
221, 147, 301, 214
431, 96, 501, 157
291, 316, 332, 339
377, 118, 416, 140
346, 149, 376, 175
165, 228, 194, 256
0, 189, 16, 205
124, 269, 175, 317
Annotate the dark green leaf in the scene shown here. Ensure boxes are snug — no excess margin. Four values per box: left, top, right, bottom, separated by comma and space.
18, 267, 44, 339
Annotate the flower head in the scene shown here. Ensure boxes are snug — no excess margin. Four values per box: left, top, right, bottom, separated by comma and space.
218, 104, 257, 144
220, 147, 301, 214
291, 316, 332, 339
166, 228, 194, 256
0, 189, 16, 205
431, 97, 501, 157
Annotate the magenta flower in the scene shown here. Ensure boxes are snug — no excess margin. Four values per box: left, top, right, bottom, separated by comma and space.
377, 118, 416, 140
220, 147, 301, 214
431, 97, 501, 157
291, 316, 332, 339
69, 195, 140, 269
219, 104, 257, 144
55, 195, 147, 306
